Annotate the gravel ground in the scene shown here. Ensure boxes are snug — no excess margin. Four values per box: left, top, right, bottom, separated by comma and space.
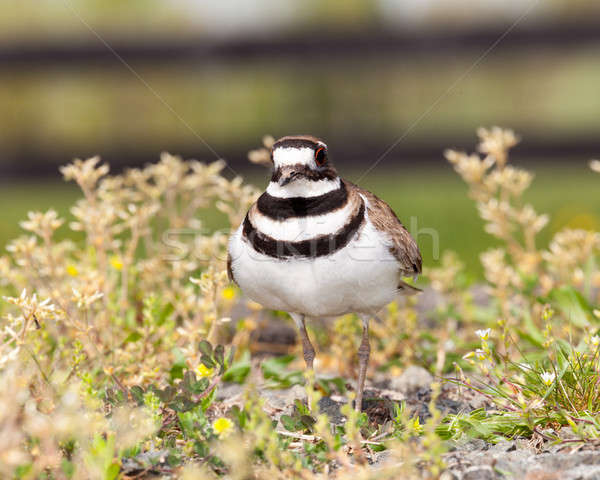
121, 362, 600, 478
220, 363, 600, 478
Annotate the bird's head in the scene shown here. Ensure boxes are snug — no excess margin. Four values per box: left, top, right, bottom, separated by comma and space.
270, 135, 338, 189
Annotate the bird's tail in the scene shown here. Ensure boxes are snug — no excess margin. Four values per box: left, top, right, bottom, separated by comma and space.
397, 279, 422, 295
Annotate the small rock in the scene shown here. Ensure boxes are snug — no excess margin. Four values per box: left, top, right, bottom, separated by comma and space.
121, 449, 171, 475
489, 440, 517, 453
563, 465, 600, 480
521, 468, 559, 480
455, 439, 489, 453
252, 321, 296, 347
215, 382, 243, 402
318, 397, 345, 425
462, 465, 495, 480
557, 427, 578, 441
390, 366, 434, 395
371, 449, 393, 468
536, 452, 600, 471
439, 471, 459, 480
260, 384, 306, 411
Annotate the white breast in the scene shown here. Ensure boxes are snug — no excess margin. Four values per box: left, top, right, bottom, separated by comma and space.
266, 177, 340, 198
228, 210, 401, 317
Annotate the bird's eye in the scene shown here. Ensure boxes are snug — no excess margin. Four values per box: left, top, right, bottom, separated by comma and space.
314, 147, 327, 167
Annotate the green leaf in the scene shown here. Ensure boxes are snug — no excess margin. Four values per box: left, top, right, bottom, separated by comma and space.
201, 354, 216, 369
198, 340, 213, 357
214, 345, 225, 367
200, 386, 217, 412
157, 302, 174, 326
105, 387, 125, 405
129, 385, 145, 405
14, 464, 32, 479
294, 399, 310, 416
316, 376, 347, 395
230, 405, 248, 429
155, 386, 176, 403
193, 377, 210, 394
105, 462, 120, 480
123, 332, 142, 344
517, 312, 545, 348
170, 363, 185, 381
281, 414, 302, 432
300, 415, 316, 429
170, 348, 187, 381
177, 411, 196, 437
549, 285, 593, 328
170, 395, 197, 412
261, 355, 304, 388
182, 370, 197, 392
223, 351, 251, 384
61, 459, 75, 478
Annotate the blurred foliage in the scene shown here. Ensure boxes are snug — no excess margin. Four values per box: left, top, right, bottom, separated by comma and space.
1, 51, 599, 167
0, 0, 188, 43
1, 129, 600, 478
3, 163, 599, 277
2, 0, 600, 43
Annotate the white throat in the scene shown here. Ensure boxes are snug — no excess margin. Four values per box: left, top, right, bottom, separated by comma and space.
266, 176, 341, 198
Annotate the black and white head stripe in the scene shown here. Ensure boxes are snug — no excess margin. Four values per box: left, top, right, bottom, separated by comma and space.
270, 135, 337, 183
270, 164, 337, 183
242, 200, 365, 259
272, 136, 325, 151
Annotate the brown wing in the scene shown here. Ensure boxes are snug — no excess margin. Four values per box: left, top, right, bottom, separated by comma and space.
346, 181, 422, 277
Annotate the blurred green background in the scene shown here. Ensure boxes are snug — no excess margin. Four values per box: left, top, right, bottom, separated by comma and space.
1, 0, 599, 275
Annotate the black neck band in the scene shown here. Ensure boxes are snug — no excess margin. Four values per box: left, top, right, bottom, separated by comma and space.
243, 202, 365, 259
257, 182, 347, 220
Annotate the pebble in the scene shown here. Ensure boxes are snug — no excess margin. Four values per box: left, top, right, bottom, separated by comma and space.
389, 366, 434, 395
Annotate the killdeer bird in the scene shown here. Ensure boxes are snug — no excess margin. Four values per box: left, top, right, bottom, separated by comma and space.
227, 135, 422, 410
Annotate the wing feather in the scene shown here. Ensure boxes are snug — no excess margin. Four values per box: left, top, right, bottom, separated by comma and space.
346, 181, 422, 277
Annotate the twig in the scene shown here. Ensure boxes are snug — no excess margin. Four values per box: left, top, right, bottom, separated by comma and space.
532, 426, 555, 442
565, 413, 596, 426
276, 431, 318, 442
275, 430, 385, 446
192, 372, 223, 402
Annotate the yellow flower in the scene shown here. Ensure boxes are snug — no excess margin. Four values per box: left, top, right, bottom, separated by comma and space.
475, 328, 491, 341
409, 417, 423, 435
221, 286, 236, 301
195, 364, 213, 378
66, 264, 79, 277
212, 417, 233, 437
110, 256, 123, 271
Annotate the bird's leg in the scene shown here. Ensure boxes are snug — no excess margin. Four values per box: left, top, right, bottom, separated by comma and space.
291, 313, 316, 410
291, 313, 315, 370
355, 315, 371, 411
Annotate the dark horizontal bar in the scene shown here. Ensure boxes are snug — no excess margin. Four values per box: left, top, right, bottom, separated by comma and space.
1, 21, 600, 67
1, 135, 598, 179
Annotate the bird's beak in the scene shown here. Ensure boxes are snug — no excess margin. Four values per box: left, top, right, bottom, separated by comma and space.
278, 168, 303, 186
